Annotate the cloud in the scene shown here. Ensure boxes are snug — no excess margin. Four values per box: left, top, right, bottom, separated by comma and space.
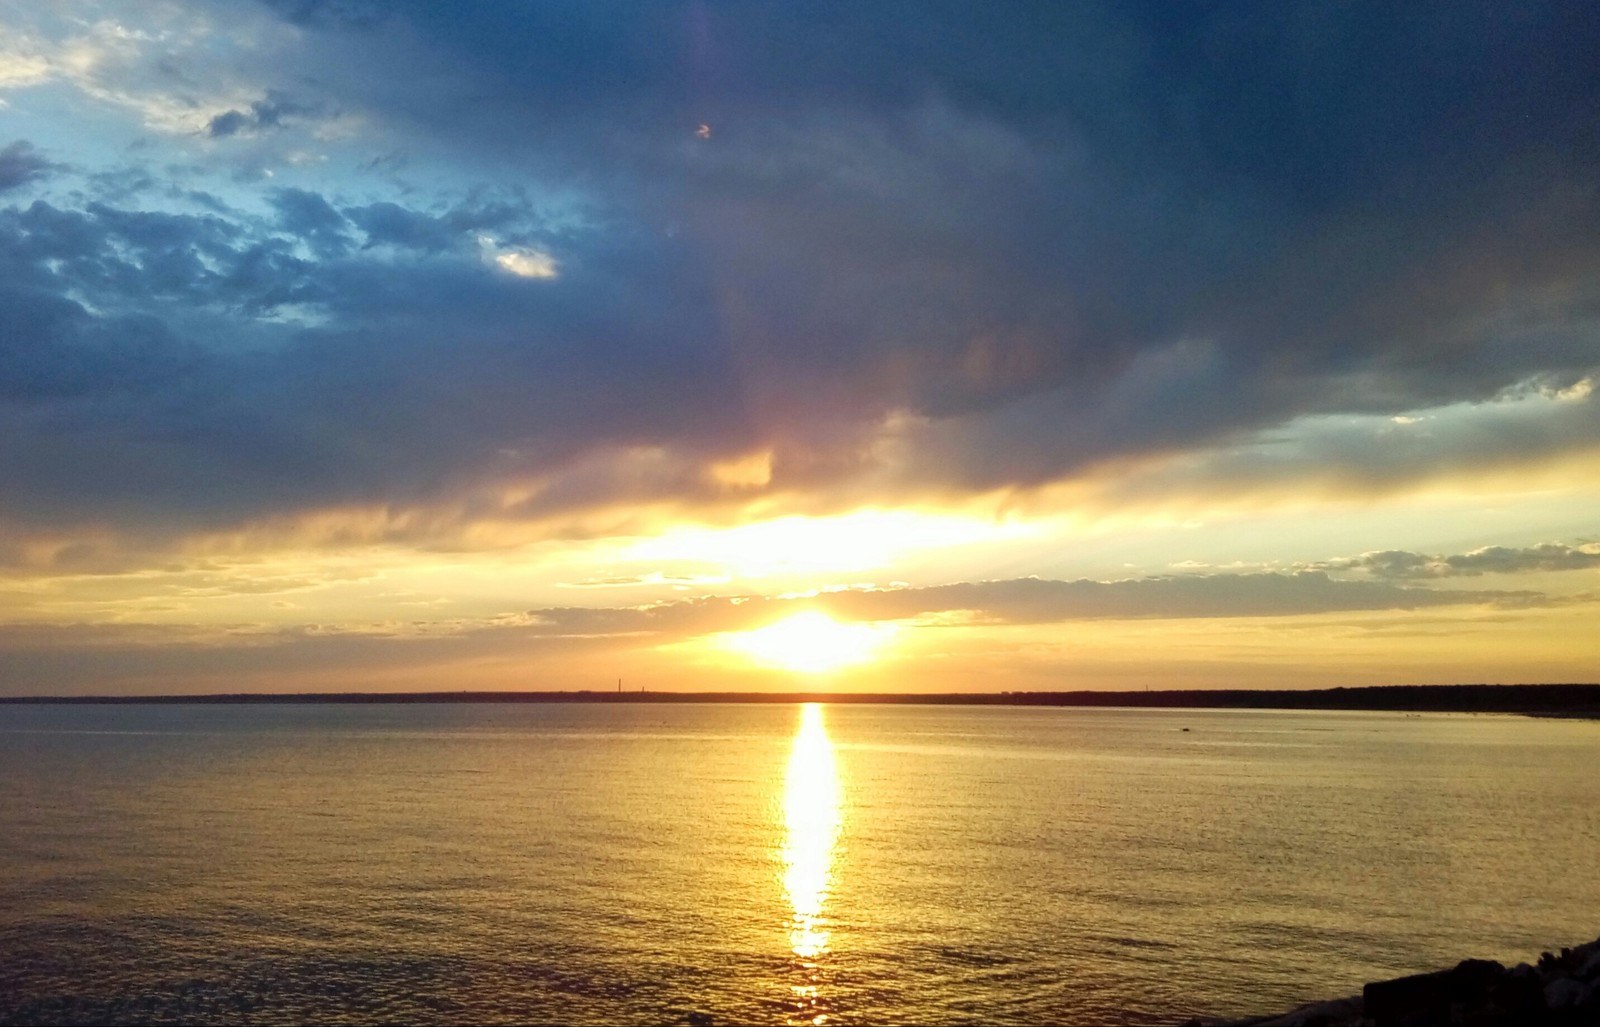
269, 187, 351, 258
206, 90, 323, 138
0, 1, 1597, 559
513, 571, 1544, 640
344, 202, 457, 253
0, 190, 763, 550
277, 1, 1600, 428
1326, 542, 1600, 579
0, 568, 1558, 693
0, 141, 57, 192
813, 572, 1545, 624
559, 572, 730, 590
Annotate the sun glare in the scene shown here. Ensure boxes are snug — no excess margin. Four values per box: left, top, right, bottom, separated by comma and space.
723, 611, 895, 674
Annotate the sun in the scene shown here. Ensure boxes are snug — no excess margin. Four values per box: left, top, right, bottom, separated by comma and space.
722, 611, 895, 674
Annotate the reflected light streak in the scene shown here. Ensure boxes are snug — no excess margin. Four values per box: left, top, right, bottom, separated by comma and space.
782, 703, 842, 968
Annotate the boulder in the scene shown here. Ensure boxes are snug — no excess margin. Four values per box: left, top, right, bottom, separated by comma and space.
1210, 935, 1600, 1027
1542, 977, 1587, 1011
1362, 959, 1504, 1026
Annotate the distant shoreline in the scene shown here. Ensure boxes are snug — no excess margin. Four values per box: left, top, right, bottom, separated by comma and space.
3, 682, 1598, 716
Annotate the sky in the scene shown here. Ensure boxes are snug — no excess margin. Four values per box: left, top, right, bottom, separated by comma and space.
1, 0, 1597, 695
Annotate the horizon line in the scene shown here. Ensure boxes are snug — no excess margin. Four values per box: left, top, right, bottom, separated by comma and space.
4, 682, 1599, 713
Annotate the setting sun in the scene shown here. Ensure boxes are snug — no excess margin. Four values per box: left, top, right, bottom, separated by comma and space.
722, 611, 897, 674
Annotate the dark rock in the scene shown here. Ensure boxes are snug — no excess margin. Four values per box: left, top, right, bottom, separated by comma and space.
1543, 977, 1587, 1011
1364, 959, 1505, 1026
1538, 949, 1574, 974
1210, 936, 1600, 1027
687, 1012, 714, 1026
1482, 961, 1547, 1023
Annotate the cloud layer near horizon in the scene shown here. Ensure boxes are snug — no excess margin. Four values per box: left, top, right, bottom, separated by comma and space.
0, 0, 1598, 559
0, 568, 1560, 691
1321, 542, 1600, 579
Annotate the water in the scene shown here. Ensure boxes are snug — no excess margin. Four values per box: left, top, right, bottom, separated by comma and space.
2, 702, 1597, 1025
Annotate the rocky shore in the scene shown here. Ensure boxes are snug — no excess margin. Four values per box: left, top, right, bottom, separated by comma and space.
1193, 935, 1600, 1026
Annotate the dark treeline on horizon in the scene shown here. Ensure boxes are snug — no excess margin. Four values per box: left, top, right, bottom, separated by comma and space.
5, 683, 1599, 714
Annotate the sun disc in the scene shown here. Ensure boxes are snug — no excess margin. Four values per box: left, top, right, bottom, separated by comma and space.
723, 611, 893, 673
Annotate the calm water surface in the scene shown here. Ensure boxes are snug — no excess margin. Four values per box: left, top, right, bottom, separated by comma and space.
2, 702, 1597, 1025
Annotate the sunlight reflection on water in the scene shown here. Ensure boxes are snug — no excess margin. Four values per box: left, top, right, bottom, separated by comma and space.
781, 703, 842, 1024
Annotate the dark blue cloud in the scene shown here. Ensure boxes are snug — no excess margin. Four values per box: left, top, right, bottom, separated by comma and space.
206, 90, 325, 138
344, 202, 456, 252
268, 188, 352, 258
0, 190, 758, 539
267, 0, 1598, 434
0, 141, 58, 193
0, 1, 1597, 549
267, 1, 1599, 208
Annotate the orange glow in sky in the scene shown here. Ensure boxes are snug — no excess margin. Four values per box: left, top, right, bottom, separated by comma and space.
722, 612, 898, 674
